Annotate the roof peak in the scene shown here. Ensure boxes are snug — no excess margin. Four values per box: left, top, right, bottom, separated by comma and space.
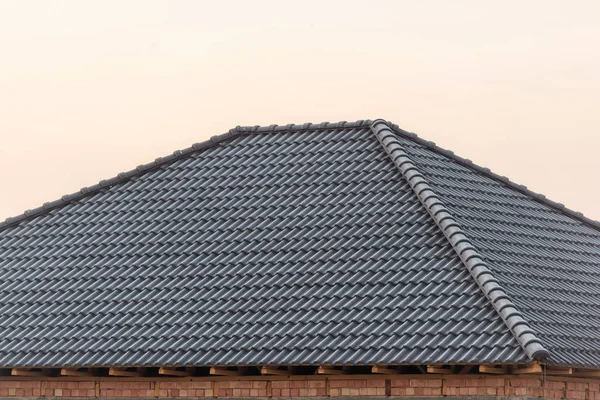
1, 118, 597, 232
234, 120, 372, 133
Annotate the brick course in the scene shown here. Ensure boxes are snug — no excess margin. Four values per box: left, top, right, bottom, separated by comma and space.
0, 375, 598, 398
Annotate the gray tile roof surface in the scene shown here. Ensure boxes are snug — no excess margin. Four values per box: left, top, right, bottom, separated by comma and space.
0, 119, 597, 368
372, 121, 548, 362
389, 126, 600, 368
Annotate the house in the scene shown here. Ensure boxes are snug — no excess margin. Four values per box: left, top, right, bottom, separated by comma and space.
0, 119, 598, 399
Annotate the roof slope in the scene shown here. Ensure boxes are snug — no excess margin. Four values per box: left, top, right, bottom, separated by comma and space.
388, 124, 600, 368
0, 123, 527, 367
0, 119, 598, 369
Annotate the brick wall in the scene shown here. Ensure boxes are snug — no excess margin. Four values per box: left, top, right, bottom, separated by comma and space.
0, 375, 598, 398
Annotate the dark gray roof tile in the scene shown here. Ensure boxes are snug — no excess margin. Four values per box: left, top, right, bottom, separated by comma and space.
0, 124, 527, 367
0, 119, 598, 369
392, 126, 600, 368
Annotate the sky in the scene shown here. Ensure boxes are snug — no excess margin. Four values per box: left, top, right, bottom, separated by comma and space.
0, 0, 599, 222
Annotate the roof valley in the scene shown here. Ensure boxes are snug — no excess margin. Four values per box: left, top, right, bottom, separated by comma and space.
369, 119, 549, 361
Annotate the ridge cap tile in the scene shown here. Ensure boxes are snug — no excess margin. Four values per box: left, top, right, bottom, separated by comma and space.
370, 118, 550, 361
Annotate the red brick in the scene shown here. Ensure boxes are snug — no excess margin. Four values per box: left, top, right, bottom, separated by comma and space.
190, 381, 210, 389
409, 379, 427, 387
545, 389, 564, 398
528, 388, 544, 397
567, 390, 587, 399
369, 387, 381, 395
251, 381, 267, 389
290, 380, 307, 388
568, 382, 587, 391
446, 378, 466, 387
465, 378, 480, 387
483, 378, 504, 387
308, 380, 326, 388
474, 387, 485, 395
271, 380, 290, 389
4, 377, 600, 399
527, 378, 542, 387
76, 381, 95, 389
514, 387, 527, 396
160, 382, 175, 389
443, 386, 454, 396
391, 378, 410, 387
426, 379, 442, 387
366, 379, 385, 388
330, 380, 349, 388
348, 379, 367, 388
547, 381, 566, 390
236, 380, 254, 389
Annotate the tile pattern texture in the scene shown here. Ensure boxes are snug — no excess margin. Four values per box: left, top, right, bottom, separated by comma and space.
0, 120, 598, 369
395, 131, 600, 368
0, 126, 526, 367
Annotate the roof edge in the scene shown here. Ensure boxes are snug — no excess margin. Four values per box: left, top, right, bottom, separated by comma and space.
370, 119, 549, 361
385, 122, 600, 230
0, 120, 372, 232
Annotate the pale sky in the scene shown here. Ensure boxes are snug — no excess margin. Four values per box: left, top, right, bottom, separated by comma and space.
0, 0, 599, 222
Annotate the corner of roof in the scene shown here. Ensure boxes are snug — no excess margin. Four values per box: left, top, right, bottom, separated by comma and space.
370, 119, 550, 362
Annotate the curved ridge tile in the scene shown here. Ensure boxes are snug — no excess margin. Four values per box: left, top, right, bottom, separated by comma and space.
370, 119, 549, 361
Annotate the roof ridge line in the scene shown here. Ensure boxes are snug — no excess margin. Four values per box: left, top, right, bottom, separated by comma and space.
370, 119, 549, 361
235, 120, 372, 133
0, 120, 372, 232
385, 122, 600, 230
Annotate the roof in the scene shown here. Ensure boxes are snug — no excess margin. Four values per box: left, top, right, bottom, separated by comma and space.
0, 119, 598, 369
